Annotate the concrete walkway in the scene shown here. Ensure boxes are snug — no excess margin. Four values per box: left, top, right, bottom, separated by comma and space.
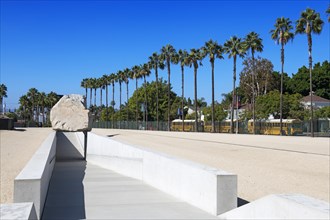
42, 132, 218, 219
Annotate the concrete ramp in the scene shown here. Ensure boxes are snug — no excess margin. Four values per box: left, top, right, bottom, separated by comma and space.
42, 132, 218, 219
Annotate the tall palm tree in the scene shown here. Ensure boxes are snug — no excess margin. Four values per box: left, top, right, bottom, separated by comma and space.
87, 78, 93, 108
117, 70, 124, 128
99, 76, 107, 108
19, 95, 31, 120
160, 44, 178, 131
243, 32, 263, 135
80, 78, 88, 108
109, 73, 117, 128
90, 78, 98, 106
224, 36, 246, 133
176, 49, 189, 131
270, 17, 294, 135
0, 84, 8, 114
132, 65, 141, 129
104, 74, 111, 120
186, 48, 205, 132
39, 92, 46, 125
123, 68, 131, 122
148, 52, 164, 130
296, 8, 324, 137
140, 63, 151, 130
202, 40, 224, 133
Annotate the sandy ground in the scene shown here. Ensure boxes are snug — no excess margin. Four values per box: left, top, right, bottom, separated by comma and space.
0, 128, 53, 204
92, 129, 330, 203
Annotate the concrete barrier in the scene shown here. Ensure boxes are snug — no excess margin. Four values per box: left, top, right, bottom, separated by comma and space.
0, 203, 37, 220
76, 132, 237, 215
14, 132, 57, 219
218, 194, 330, 219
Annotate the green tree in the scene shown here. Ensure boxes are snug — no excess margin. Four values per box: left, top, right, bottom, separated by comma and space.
109, 73, 117, 128
202, 39, 224, 132
0, 84, 8, 114
224, 36, 246, 133
243, 32, 263, 134
132, 65, 142, 129
160, 44, 178, 131
270, 17, 294, 135
140, 63, 151, 129
148, 52, 164, 130
186, 48, 205, 132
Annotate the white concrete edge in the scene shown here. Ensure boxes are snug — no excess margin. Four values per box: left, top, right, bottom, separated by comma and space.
0, 202, 37, 220
218, 194, 330, 219
14, 131, 57, 219
76, 131, 237, 215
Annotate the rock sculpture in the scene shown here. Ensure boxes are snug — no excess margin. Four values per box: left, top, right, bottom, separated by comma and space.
50, 94, 92, 131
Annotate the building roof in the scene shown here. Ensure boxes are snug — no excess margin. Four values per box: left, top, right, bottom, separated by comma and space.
301, 95, 330, 103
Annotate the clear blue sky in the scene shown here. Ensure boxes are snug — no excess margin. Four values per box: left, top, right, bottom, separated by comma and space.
1, 0, 329, 110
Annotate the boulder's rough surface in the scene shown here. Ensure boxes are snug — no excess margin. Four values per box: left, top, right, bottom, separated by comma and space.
50, 94, 92, 131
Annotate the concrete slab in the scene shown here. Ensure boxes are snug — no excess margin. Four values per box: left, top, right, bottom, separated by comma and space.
91, 129, 330, 203
0, 202, 37, 220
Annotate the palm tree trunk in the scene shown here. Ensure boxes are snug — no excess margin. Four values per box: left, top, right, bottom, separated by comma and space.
136, 78, 138, 130
119, 82, 122, 129
89, 88, 92, 108
85, 88, 88, 108
167, 59, 171, 131
194, 66, 198, 132
280, 44, 284, 136
156, 68, 159, 130
112, 83, 115, 129
94, 88, 96, 106
100, 87, 103, 107
231, 56, 236, 134
252, 53, 256, 135
106, 84, 108, 121
211, 60, 215, 133
181, 65, 185, 132
308, 33, 314, 137
144, 75, 148, 130
126, 82, 129, 123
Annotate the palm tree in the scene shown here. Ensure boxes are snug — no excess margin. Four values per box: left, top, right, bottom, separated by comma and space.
86, 78, 93, 108
202, 40, 224, 133
104, 74, 110, 120
140, 63, 151, 130
132, 65, 141, 129
0, 84, 8, 114
176, 49, 189, 131
99, 76, 107, 108
123, 68, 131, 122
296, 8, 324, 137
90, 78, 98, 106
109, 73, 117, 128
160, 44, 178, 131
224, 36, 246, 133
80, 78, 89, 108
148, 52, 164, 130
19, 95, 31, 120
117, 70, 125, 128
186, 48, 205, 132
270, 17, 294, 135
243, 32, 263, 135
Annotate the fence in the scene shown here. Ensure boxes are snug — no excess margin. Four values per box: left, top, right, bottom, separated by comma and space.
93, 119, 330, 137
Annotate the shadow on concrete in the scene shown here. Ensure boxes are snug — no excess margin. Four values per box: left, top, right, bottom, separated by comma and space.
56, 132, 84, 161
107, 134, 120, 137
42, 132, 86, 219
13, 128, 26, 132
238, 197, 249, 207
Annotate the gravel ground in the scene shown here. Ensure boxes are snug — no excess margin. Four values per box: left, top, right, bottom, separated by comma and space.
0, 128, 53, 204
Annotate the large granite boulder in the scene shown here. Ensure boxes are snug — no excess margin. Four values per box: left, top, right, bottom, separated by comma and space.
50, 94, 92, 131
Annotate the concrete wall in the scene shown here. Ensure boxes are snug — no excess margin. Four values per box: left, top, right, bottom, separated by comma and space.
0, 203, 37, 220
14, 132, 57, 219
218, 194, 330, 219
76, 132, 237, 215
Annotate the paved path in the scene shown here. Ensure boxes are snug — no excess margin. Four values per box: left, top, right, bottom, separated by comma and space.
42, 132, 217, 219
92, 129, 330, 203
